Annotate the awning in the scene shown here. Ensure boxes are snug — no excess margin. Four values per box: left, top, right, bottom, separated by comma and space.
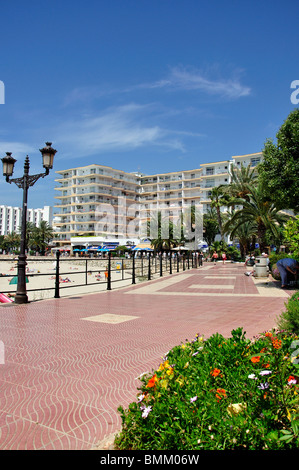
132, 247, 153, 251
133, 243, 153, 250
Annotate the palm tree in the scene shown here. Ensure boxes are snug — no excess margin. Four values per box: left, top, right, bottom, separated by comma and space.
228, 163, 257, 201
3, 231, 21, 253
145, 211, 181, 252
19, 222, 36, 251
223, 183, 290, 253
209, 240, 228, 256
210, 185, 234, 241
203, 208, 219, 246
224, 216, 256, 258
33, 221, 54, 255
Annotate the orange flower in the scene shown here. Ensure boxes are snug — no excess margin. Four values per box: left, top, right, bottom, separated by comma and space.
265, 332, 272, 338
215, 388, 227, 402
147, 374, 158, 388
251, 356, 261, 363
210, 368, 221, 377
272, 338, 282, 349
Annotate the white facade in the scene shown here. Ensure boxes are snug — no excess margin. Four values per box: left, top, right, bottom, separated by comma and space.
199, 152, 262, 214
54, 152, 263, 246
54, 164, 140, 243
0, 205, 53, 236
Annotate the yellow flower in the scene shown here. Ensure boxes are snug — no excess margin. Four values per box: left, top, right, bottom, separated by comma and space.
158, 360, 170, 371
159, 379, 169, 389
176, 376, 185, 387
227, 403, 247, 416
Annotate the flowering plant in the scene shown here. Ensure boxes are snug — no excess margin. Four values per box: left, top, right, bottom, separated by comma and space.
115, 328, 299, 450
278, 291, 299, 334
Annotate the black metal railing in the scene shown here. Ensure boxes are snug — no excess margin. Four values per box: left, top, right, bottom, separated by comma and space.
0, 250, 202, 302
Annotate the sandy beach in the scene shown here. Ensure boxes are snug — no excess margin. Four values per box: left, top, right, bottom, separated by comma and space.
0, 255, 153, 302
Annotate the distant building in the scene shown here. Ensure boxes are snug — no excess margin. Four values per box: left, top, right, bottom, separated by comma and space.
200, 152, 262, 214
53, 152, 263, 249
0, 205, 53, 236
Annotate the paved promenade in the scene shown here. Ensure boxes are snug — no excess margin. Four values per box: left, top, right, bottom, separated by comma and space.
0, 263, 294, 450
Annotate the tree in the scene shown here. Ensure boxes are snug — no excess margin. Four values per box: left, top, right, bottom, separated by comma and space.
203, 209, 219, 246
19, 222, 36, 251
227, 162, 257, 201
258, 108, 299, 212
145, 212, 181, 252
223, 183, 290, 253
24, 221, 54, 255
3, 232, 21, 253
223, 216, 256, 258
210, 186, 232, 241
283, 215, 299, 257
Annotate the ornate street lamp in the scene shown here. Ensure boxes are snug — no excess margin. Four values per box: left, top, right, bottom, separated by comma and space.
1, 142, 57, 304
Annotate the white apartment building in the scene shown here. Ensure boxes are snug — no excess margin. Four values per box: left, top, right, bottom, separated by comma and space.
139, 168, 202, 224
54, 164, 141, 245
53, 152, 263, 248
199, 152, 262, 214
0, 205, 53, 236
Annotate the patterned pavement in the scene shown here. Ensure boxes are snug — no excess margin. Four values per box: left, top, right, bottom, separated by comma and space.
0, 263, 294, 450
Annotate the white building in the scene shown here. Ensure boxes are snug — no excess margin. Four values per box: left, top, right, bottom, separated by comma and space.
199, 152, 262, 214
53, 152, 263, 249
0, 205, 53, 236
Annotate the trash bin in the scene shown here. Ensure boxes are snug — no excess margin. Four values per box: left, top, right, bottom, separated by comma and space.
255, 257, 268, 277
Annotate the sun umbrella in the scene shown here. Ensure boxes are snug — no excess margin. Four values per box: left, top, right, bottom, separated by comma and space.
9, 276, 29, 284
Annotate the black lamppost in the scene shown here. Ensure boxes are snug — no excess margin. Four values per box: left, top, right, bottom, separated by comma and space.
1, 142, 57, 304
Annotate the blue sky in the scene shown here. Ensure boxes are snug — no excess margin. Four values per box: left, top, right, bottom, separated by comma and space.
0, 0, 298, 209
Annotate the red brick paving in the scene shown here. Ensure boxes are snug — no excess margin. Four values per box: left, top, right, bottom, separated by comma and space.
0, 263, 294, 449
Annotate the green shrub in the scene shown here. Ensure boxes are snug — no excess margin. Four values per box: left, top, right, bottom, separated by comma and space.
270, 254, 299, 281
277, 291, 299, 334
115, 328, 299, 450
269, 253, 299, 266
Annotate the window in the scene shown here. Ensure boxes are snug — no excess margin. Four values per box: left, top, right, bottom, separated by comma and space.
250, 157, 261, 167
205, 179, 215, 188
206, 168, 214, 175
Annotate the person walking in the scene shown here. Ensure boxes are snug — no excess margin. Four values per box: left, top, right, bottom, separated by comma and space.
276, 258, 299, 288
212, 251, 218, 265
221, 252, 227, 264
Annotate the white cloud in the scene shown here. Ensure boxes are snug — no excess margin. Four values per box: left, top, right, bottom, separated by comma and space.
136, 66, 251, 99
0, 141, 36, 158
55, 103, 190, 158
